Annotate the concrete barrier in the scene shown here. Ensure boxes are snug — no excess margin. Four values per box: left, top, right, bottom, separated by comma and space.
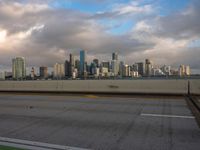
88, 80, 189, 94
0, 79, 199, 95
190, 80, 200, 95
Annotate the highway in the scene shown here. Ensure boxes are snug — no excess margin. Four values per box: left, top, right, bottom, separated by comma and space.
0, 94, 199, 150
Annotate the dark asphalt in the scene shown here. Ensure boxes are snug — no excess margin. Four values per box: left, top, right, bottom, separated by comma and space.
0, 94, 199, 150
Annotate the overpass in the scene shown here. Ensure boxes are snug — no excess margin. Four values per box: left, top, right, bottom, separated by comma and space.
0, 79, 200, 150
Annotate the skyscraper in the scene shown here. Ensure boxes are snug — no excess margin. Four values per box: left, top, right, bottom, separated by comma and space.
132, 64, 139, 72
112, 52, 118, 60
93, 59, 99, 67
80, 50, 86, 76
160, 65, 171, 76
53, 63, 65, 79
111, 52, 119, 76
90, 62, 96, 75
40, 66, 48, 79
122, 64, 131, 77
185, 66, 191, 76
145, 59, 153, 76
111, 60, 119, 76
137, 62, 144, 76
65, 60, 70, 77
101, 61, 110, 71
119, 61, 124, 76
69, 54, 75, 77
179, 65, 191, 76
12, 57, 26, 80
31, 67, 35, 79
75, 59, 80, 72
179, 65, 185, 76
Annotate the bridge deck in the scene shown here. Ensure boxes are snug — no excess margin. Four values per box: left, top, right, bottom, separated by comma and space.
0, 94, 199, 150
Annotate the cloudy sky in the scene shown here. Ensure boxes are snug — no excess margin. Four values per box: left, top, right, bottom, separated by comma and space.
0, 0, 200, 73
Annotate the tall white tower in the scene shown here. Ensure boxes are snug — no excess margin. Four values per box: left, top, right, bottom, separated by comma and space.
12, 57, 26, 80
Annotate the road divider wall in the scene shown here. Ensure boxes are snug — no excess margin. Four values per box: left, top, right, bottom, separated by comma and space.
0, 79, 199, 95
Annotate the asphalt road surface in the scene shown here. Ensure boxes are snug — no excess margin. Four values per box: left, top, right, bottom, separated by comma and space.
0, 94, 199, 150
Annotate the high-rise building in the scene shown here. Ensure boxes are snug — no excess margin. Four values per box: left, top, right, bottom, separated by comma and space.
65, 60, 70, 77
101, 61, 110, 72
119, 61, 124, 76
90, 62, 96, 75
160, 65, 171, 76
31, 67, 36, 79
179, 65, 185, 76
80, 50, 86, 76
40, 66, 48, 79
111, 60, 119, 76
153, 68, 165, 76
72, 68, 78, 79
75, 59, 80, 73
12, 57, 26, 80
179, 65, 191, 76
69, 54, 75, 77
131, 71, 139, 78
137, 62, 144, 76
111, 52, 119, 76
86, 63, 90, 74
53, 63, 65, 79
100, 67, 109, 77
145, 59, 153, 76
94, 68, 100, 78
185, 66, 191, 76
122, 64, 131, 77
93, 59, 99, 67
132, 64, 138, 72
112, 52, 118, 60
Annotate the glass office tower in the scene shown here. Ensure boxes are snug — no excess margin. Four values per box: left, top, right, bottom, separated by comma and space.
80, 50, 86, 76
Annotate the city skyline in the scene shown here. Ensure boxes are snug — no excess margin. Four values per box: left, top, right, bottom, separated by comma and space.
0, 50, 193, 81
0, 0, 200, 73
0, 51, 195, 76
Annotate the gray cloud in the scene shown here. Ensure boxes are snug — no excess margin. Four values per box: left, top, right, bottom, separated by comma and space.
0, 0, 199, 73
154, 1, 200, 40
0, 1, 153, 68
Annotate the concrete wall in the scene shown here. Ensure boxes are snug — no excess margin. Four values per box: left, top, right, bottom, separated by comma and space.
190, 80, 200, 95
0, 79, 199, 95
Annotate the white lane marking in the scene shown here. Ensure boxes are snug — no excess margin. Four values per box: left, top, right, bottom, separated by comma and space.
141, 113, 195, 119
0, 137, 91, 150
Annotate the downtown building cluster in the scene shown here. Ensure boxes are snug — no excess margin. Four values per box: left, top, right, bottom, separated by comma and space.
0, 50, 192, 80
50, 51, 192, 80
